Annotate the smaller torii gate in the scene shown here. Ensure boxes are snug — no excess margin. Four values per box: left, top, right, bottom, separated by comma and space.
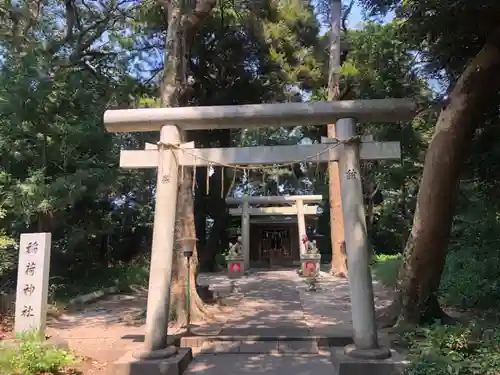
226, 195, 323, 268
103, 99, 415, 360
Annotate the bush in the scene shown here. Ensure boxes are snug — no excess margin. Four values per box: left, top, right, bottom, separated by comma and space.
405, 322, 500, 375
372, 253, 401, 288
372, 246, 500, 309
51, 261, 150, 303
439, 244, 500, 308
0, 333, 76, 375
215, 253, 226, 270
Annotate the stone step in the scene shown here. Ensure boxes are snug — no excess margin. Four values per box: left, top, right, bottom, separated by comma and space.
190, 340, 321, 354
184, 352, 336, 375
180, 334, 353, 349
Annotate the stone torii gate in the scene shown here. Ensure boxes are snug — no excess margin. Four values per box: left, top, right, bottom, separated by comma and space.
103, 99, 415, 360
226, 195, 323, 268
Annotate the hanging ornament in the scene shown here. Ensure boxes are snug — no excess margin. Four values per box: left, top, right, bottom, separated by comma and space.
192, 156, 197, 195
226, 168, 237, 198
262, 169, 266, 195
206, 163, 211, 195
180, 156, 184, 184
221, 167, 225, 198
315, 153, 320, 183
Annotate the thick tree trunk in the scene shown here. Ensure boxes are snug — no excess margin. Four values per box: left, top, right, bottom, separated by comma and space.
171, 168, 211, 323
194, 164, 207, 254
198, 130, 232, 271
328, 0, 348, 277
363, 164, 377, 263
158, 0, 217, 325
200, 166, 231, 271
380, 30, 500, 327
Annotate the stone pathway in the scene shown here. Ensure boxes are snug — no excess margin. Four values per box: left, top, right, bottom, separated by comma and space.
184, 269, 392, 375
185, 352, 336, 375
45, 269, 392, 374
195, 269, 391, 338
219, 271, 309, 337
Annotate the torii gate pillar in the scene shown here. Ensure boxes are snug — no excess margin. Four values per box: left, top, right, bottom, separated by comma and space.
338, 118, 389, 358
142, 125, 180, 355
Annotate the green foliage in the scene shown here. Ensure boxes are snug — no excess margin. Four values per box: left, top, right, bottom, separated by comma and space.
0, 234, 16, 281
51, 261, 149, 303
439, 246, 500, 309
359, 0, 500, 83
215, 253, 226, 270
438, 182, 500, 309
405, 323, 500, 375
373, 189, 500, 309
0, 333, 76, 375
372, 254, 401, 288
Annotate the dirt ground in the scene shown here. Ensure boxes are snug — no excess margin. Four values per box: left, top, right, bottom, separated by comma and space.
1, 289, 168, 374
45, 287, 230, 374
46, 289, 167, 374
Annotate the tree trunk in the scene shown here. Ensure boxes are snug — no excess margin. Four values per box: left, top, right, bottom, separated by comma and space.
171, 167, 211, 323
380, 29, 500, 327
200, 166, 231, 271
194, 165, 207, 255
198, 130, 232, 271
158, 0, 217, 325
363, 163, 377, 263
327, 0, 348, 277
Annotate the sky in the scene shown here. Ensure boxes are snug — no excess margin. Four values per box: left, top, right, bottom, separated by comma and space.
317, 1, 395, 33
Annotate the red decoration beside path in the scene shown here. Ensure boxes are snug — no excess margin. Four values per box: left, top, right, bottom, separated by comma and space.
230, 263, 241, 272
305, 261, 316, 272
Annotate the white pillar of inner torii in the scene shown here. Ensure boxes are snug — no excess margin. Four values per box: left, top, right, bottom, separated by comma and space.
296, 199, 307, 255
241, 199, 250, 269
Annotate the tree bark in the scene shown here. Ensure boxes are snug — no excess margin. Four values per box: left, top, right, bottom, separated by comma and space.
194, 167, 207, 257
380, 29, 500, 327
158, 0, 217, 324
198, 130, 232, 272
171, 167, 211, 323
327, 0, 348, 278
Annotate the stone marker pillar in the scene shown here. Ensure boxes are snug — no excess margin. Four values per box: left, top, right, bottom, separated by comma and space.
296, 199, 307, 255
241, 199, 250, 270
337, 118, 388, 357
143, 125, 180, 356
15, 233, 51, 335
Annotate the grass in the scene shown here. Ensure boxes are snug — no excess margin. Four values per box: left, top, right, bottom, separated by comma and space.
0, 332, 77, 375
403, 322, 500, 375
372, 253, 401, 288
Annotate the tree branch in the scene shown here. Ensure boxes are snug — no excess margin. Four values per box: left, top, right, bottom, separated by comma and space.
183, 0, 217, 33
342, 0, 354, 33
47, 0, 77, 55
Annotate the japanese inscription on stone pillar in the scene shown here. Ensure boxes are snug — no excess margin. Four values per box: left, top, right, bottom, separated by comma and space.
14, 233, 52, 335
